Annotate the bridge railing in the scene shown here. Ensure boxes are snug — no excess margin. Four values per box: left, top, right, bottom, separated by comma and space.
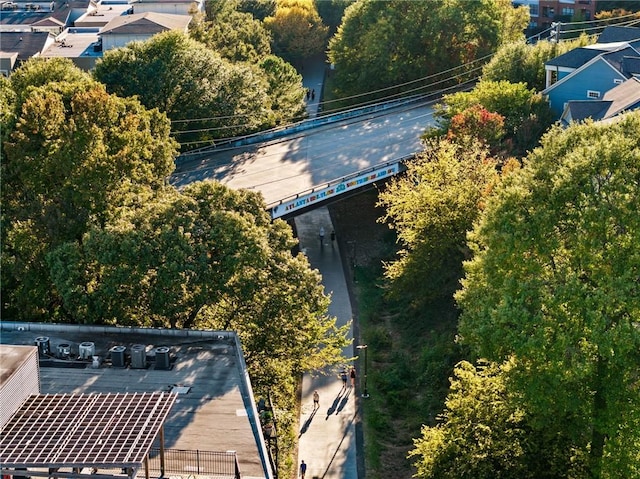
267, 154, 419, 219
176, 94, 432, 164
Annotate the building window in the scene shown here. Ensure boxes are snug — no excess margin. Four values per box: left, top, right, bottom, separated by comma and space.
529, 4, 539, 15
587, 90, 600, 99
562, 7, 574, 16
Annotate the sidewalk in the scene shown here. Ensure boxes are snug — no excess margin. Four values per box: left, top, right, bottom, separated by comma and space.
295, 207, 359, 479
302, 53, 326, 118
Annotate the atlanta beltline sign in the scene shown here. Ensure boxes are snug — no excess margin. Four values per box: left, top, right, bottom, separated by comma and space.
270, 162, 401, 219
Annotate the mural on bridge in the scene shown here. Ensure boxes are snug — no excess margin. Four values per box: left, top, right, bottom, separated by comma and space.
270, 163, 401, 219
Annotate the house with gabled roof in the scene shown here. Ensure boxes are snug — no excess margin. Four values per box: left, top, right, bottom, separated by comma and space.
0, 31, 54, 69
98, 11, 190, 51
560, 77, 640, 125
542, 40, 640, 116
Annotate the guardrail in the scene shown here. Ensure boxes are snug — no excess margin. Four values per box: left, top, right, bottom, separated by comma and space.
147, 449, 240, 479
267, 153, 418, 219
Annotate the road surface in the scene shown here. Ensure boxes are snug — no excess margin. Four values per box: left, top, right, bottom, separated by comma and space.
171, 102, 435, 206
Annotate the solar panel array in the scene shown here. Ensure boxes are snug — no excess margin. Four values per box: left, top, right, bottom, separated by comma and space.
0, 392, 176, 468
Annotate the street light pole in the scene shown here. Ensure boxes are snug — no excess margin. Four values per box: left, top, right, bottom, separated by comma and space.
356, 344, 369, 398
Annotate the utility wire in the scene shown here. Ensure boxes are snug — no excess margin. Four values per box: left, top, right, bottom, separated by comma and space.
170, 13, 638, 145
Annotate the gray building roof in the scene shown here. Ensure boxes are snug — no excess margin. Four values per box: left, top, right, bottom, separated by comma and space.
0, 321, 273, 479
100, 11, 190, 35
597, 25, 640, 44
546, 47, 606, 69
0, 31, 51, 60
600, 46, 640, 77
562, 77, 640, 124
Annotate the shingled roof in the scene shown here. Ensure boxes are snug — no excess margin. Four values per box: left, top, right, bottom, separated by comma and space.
0, 32, 52, 62
100, 12, 190, 35
597, 25, 640, 44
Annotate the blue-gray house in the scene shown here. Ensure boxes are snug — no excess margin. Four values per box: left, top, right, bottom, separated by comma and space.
543, 41, 640, 117
542, 25, 640, 118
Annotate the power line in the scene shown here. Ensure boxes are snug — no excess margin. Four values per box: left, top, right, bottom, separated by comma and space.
170, 12, 638, 146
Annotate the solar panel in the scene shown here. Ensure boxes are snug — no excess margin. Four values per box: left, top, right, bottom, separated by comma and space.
0, 392, 176, 469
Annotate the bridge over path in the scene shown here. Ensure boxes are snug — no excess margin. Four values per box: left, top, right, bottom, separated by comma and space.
171, 100, 437, 219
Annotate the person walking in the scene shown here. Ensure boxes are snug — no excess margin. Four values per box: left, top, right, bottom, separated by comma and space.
340, 368, 348, 388
319, 227, 325, 246
330, 230, 336, 248
350, 366, 356, 388
313, 390, 319, 409
300, 460, 307, 479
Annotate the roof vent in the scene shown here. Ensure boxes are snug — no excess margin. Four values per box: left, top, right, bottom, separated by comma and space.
155, 346, 171, 370
130, 344, 147, 369
110, 345, 126, 368
34, 336, 50, 356
57, 343, 71, 359
79, 341, 95, 360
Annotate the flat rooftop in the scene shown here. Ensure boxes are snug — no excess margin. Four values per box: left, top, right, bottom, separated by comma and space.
0, 322, 271, 479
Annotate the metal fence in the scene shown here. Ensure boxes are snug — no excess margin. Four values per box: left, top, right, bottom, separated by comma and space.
147, 449, 240, 479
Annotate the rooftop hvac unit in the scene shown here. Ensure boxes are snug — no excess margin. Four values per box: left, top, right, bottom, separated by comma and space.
79, 342, 95, 360
155, 346, 171, 370
130, 344, 147, 369
34, 336, 50, 356
110, 345, 126, 368
57, 343, 71, 359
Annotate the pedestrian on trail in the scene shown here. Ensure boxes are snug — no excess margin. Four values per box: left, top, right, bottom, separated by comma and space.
319, 227, 325, 246
341, 368, 348, 388
311, 89, 316, 100
300, 460, 307, 479
313, 390, 319, 409
330, 230, 336, 247
350, 366, 356, 388
306, 88, 310, 100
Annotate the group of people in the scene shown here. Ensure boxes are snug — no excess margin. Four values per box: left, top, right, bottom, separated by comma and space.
305, 88, 316, 101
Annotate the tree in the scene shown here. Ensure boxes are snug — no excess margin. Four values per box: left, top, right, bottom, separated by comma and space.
481, 35, 594, 92
190, 1, 272, 63
315, 0, 354, 34
7, 57, 93, 108
377, 138, 499, 307
237, 0, 276, 20
94, 31, 273, 149
328, 0, 529, 99
264, 0, 329, 64
429, 80, 553, 156
1, 72, 178, 320
48, 181, 351, 391
456, 113, 640, 478
258, 55, 307, 122
447, 105, 505, 152
409, 359, 581, 479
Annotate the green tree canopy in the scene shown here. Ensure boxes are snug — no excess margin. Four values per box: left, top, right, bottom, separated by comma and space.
315, 0, 354, 34
328, 0, 529, 99
48, 181, 350, 390
429, 80, 553, 155
190, 0, 272, 63
264, 0, 329, 63
481, 35, 594, 91
1, 70, 178, 320
456, 113, 640, 478
410, 359, 582, 479
377, 138, 499, 307
94, 31, 274, 150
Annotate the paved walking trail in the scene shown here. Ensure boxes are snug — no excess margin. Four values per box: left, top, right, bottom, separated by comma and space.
293, 54, 361, 479
295, 207, 359, 479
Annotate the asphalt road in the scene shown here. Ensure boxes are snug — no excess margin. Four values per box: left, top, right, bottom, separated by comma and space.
170, 102, 435, 206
